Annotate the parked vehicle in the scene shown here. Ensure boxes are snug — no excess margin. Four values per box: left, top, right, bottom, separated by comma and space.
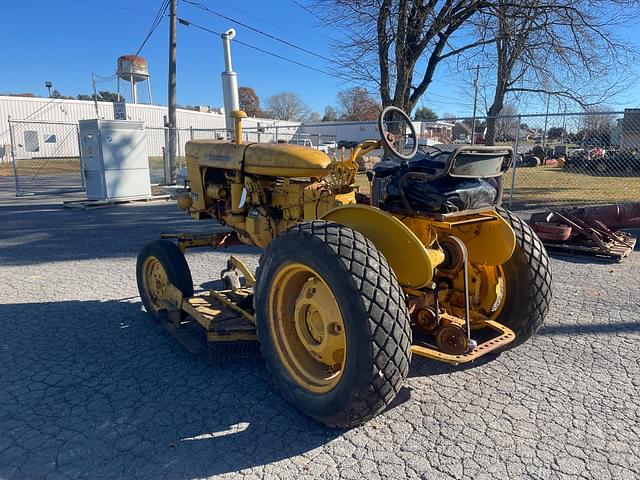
289, 138, 314, 148
290, 138, 334, 154
318, 141, 337, 153
337, 140, 359, 149
553, 144, 581, 159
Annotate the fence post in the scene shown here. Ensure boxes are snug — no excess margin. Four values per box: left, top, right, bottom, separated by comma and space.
275, 126, 279, 143
176, 129, 182, 162
76, 124, 86, 190
7, 117, 21, 196
508, 115, 521, 208
190, 126, 194, 141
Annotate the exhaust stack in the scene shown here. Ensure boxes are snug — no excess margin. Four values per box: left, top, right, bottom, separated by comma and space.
221, 28, 240, 134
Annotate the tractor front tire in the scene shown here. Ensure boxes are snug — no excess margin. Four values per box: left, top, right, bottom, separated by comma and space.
255, 221, 412, 428
495, 208, 553, 349
136, 239, 194, 322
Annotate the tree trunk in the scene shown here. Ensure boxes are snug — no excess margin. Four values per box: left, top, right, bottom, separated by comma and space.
485, 32, 508, 146
485, 97, 504, 146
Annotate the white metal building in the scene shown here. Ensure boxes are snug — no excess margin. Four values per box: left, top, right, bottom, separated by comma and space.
297, 119, 451, 145
0, 96, 299, 162
297, 120, 380, 145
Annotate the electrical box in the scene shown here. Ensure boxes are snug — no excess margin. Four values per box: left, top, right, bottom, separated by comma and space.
79, 119, 152, 201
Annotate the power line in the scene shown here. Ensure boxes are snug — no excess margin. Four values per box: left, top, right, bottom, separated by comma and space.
177, 17, 351, 81
135, 0, 170, 56
216, 0, 296, 36
177, 17, 460, 106
182, 0, 333, 62
177, 16, 466, 110
93, 73, 118, 83
135, 0, 169, 55
290, 0, 325, 22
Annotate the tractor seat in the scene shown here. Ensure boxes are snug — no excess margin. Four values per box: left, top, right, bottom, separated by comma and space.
243, 143, 331, 177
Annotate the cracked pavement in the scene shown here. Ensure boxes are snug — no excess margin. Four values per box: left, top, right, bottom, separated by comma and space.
1, 185, 639, 479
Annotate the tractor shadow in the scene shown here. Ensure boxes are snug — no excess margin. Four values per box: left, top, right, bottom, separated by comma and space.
407, 351, 501, 378
0, 298, 342, 479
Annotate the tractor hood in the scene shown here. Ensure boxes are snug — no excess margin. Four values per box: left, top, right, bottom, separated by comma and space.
244, 143, 331, 177
185, 140, 332, 178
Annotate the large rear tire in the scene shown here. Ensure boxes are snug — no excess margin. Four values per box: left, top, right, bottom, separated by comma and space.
495, 208, 553, 349
255, 221, 412, 428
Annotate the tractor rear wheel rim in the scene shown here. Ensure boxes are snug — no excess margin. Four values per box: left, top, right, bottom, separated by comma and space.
477, 264, 507, 319
268, 263, 346, 394
142, 256, 169, 312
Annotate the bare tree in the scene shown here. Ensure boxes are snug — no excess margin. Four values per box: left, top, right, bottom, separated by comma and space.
576, 107, 617, 145
493, 103, 518, 141
337, 87, 380, 120
473, 0, 637, 145
265, 92, 309, 121
315, 1, 498, 113
307, 111, 322, 123
322, 105, 338, 122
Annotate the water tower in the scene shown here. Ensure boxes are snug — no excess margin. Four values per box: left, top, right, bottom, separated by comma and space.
116, 55, 152, 104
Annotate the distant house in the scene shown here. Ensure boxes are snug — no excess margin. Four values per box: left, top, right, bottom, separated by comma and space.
451, 121, 486, 143
452, 122, 472, 142
519, 126, 538, 142
420, 121, 454, 143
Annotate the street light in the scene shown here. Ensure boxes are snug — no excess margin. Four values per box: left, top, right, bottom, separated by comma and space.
45, 81, 52, 98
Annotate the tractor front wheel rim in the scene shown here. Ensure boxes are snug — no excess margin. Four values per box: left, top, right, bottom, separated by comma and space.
268, 263, 346, 394
142, 256, 169, 312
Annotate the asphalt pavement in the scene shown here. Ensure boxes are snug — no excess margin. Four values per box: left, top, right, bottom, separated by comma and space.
0, 181, 638, 479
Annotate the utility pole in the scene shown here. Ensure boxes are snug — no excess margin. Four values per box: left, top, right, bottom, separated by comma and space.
91, 73, 99, 118
470, 64, 480, 145
167, 0, 177, 183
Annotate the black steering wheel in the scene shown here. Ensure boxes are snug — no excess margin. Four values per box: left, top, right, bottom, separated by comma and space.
378, 106, 418, 160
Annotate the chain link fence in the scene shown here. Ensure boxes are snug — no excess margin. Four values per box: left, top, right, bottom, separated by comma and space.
5, 110, 640, 207
300, 111, 640, 210
7, 119, 85, 196
435, 111, 640, 210
6, 122, 235, 193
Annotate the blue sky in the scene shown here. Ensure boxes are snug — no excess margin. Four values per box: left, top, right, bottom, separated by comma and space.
3, 0, 639, 117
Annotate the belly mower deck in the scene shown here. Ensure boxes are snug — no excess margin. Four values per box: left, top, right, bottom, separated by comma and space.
159, 281, 514, 365
156, 231, 514, 365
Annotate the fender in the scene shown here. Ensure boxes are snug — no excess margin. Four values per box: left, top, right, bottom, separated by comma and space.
322, 204, 444, 288
454, 211, 516, 266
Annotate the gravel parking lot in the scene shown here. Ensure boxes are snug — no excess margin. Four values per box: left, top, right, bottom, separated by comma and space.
1, 182, 639, 479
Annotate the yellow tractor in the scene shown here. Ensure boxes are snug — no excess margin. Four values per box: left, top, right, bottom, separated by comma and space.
137, 107, 552, 428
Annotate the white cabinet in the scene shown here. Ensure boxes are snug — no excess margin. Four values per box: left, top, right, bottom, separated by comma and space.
79, 119, 152, 201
